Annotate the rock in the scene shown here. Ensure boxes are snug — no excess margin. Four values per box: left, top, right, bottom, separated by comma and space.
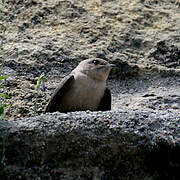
0, 110, 179, 179
171, 103, 179, 109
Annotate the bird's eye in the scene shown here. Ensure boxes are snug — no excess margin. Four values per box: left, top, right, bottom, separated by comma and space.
92, 60, 99, 65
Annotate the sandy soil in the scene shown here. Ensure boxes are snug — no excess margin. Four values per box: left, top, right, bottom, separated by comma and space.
0, 0, 179, 120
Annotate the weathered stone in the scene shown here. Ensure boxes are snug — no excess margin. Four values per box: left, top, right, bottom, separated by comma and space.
0, 110, 179, 179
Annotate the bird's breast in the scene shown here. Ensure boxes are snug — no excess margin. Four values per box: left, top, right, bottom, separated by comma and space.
60, 74, 106, 112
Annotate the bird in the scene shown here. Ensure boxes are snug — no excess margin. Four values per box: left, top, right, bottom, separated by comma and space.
45, 58, 115, 113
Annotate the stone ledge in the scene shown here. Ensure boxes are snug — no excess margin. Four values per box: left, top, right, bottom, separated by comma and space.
0, 110, 179, 179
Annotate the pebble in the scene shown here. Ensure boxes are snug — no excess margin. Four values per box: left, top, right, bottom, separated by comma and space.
171, 103, 179, 109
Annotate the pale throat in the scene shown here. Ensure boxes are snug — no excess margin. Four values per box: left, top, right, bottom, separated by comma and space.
73, 71, 106, 92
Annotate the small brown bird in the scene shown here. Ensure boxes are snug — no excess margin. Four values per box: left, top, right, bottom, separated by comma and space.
45, 58, 115, 113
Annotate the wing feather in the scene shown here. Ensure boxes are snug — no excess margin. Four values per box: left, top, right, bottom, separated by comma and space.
98, 88, 111, 111
45, 75, 75, 113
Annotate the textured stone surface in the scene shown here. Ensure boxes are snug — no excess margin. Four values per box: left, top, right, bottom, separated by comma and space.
0, 110, 179, 179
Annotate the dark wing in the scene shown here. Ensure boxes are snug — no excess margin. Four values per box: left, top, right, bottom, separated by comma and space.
45, 75, 75, 113
98, 88, 111, 111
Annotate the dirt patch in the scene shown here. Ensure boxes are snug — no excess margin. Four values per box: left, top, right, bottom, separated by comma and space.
0, 0, 179, 120
148, 41, 180, 68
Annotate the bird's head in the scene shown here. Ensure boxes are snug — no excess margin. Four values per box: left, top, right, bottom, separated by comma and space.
74, 58, 115, 81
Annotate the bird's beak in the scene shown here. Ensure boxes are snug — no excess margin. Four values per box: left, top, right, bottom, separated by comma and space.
109, 64, 116, 67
